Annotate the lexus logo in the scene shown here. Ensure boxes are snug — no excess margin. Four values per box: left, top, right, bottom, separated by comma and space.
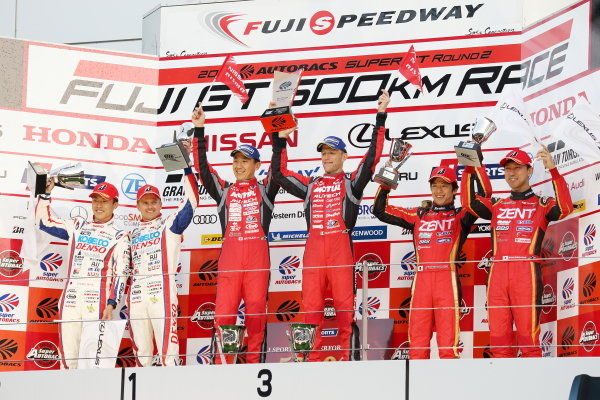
192, 214, 218, 225
347, 123, 391, 148
70, 206, 88, 221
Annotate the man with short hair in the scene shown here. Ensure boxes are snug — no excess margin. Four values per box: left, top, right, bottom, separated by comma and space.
37, 181, 130, 369
193, 105, 280, 363
272, 90, 390, 361
373, 165, 491, 359
128, 163, 199, 367
462, 147, 573, 357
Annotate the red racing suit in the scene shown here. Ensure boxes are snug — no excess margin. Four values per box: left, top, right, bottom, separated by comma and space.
36, 196, 130, 369
373, 167, 490, 359
129, 169, 199, 367
194, 128, 280, 364
462, 166, 573, 357
272, 112, 386, 361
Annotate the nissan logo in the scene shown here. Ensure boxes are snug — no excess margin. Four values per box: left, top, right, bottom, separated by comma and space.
193, 214, 218, 225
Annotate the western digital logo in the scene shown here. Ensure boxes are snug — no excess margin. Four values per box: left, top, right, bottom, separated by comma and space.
351, 226, 387, 240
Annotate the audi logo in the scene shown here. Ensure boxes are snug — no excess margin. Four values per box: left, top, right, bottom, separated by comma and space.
193, 214, 218, 225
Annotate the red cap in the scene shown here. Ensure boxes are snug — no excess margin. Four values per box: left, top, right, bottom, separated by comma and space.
89, 182, 119, 200
428, 167, 457, 183
136, 185, 161, 201
500, 149, 532, 166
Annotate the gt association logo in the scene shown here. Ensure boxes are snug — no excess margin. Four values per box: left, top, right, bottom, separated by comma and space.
274, 255, 301, 285
26, 341, 59, 369
202, 5, 486, 47
355, 253, 386, 281
358, 296, 381, 318
579, 321, 599, 352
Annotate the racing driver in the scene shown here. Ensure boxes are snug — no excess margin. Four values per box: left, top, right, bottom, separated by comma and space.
193, 104, 280, 364
36, 181, 130, 369
373, 165, 491, 359
272, 89, 390, 361
462, 147, 573, 357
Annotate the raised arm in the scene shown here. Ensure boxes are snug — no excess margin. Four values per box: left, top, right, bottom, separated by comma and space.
35, 182, 74, 241
169, 166, 201, 235
461, 165, 493, 220
271, 130, 311, 200
373, 186, 419, 231
535, 145, 574, 221
192, 105, 227, 205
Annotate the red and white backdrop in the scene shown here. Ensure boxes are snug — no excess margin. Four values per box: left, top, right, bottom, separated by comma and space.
0, 0, 599, 370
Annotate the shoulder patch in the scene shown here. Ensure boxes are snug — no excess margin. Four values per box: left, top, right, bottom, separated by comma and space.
540, 196, 550, 205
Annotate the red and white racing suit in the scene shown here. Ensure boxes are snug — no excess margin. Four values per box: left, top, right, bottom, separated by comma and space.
129, 169, 199, 367
36, 196, 130, 369
462, 166, 573, 357
194, 128, 280, 364
272, 112, 386, 361
373, 168, 490, 359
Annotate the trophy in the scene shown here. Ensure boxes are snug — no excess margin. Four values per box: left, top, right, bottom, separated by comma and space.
155, 122, 194, 172
286, 323, 317, 362
454, 117, 496, 167
260, 70, 302, 133
373, 139, 413, 190
27, 161, 85, 196
217, 324, 246, 364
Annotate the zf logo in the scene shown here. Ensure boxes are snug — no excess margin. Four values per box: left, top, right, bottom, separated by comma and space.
121, 174, 146, 201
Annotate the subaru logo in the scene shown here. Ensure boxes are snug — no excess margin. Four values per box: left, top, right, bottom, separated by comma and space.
121, 174, 146, 200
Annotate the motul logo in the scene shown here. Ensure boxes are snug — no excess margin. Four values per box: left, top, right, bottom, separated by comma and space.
22, 125, 154, 154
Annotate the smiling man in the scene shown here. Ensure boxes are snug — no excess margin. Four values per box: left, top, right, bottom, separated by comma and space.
193, 105, 280, 364
128, 160, 199, 367
36, 181, 130, 369
462, 146, 574, 357
272, 90, 389, 361
373, 165, 491, 359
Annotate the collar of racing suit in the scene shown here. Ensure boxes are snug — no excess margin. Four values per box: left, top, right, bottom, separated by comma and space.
234, 177, 258, 186
509, 187, 535, 200
431, 203, 455, 212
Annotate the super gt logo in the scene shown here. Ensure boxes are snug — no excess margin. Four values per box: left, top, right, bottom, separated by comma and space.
203, 5, 485, 47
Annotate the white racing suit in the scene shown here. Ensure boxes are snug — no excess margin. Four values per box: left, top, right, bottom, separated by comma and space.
129, 169, 199, 366
36, 195, 130, 369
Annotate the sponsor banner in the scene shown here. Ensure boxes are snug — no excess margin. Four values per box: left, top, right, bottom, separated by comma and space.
187, 294, 216, 338
115, 338, 137, 368
542, 218, 579, 273
540, 272, 558, 325
577, 312, 600, 356
0, 238, 30, 287
188, 249, 220, 295
389, 242, 417, 289
557, 267, 579, 320
175, 251, 191, 296
185, 337, 212, 365
269, 247, 303, 293
389, 287, 412, 334
578, 262, 600, 315
28, 247, 67, 290
0, 285, 29, 332
557, 315, 578, 357
267, 291, 302, 324
24, 331, 60, 370
0, 330, 26, 371
26, 287, 61, 334
472, 284, 489, 332
155, 0, 521, 56
355, 288, 389, 320
354, 241, 390, 289
579, 210, 599, 267
540, 321, 557, 358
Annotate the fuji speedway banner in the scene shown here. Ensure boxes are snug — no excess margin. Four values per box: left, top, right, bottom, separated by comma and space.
0, 0, 598, 370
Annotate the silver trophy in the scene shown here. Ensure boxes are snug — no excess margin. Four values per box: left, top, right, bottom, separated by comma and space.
286, 323, 318, 362
373, 139, 413, 189
27, 161, 85, 196
454, 117, 496, 167
217, 324, 246, 364
155, 122, 194, 172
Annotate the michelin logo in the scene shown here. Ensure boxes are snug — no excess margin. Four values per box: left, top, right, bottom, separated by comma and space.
269, 231, 308, 242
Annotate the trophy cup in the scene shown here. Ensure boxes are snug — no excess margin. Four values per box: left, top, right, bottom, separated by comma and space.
286, 323, 317, 362
260, 70, 302, 133
217, 324, 246, 364
155, 122, 194, 172
454, 117, 496, 167
27, 161, 85, 196
373, 139, 413, 190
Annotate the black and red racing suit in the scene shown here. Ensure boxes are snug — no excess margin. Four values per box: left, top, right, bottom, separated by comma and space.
194, 127, 279, 364
462, 166, 573, 357
373, 166, 491, 359
271, 112, 386, 361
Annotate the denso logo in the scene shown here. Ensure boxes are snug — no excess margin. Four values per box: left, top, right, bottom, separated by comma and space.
203, 5, 485, 46
497, 208, 535, 220
22, 125, 154, 154
419, 219, 453, 232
